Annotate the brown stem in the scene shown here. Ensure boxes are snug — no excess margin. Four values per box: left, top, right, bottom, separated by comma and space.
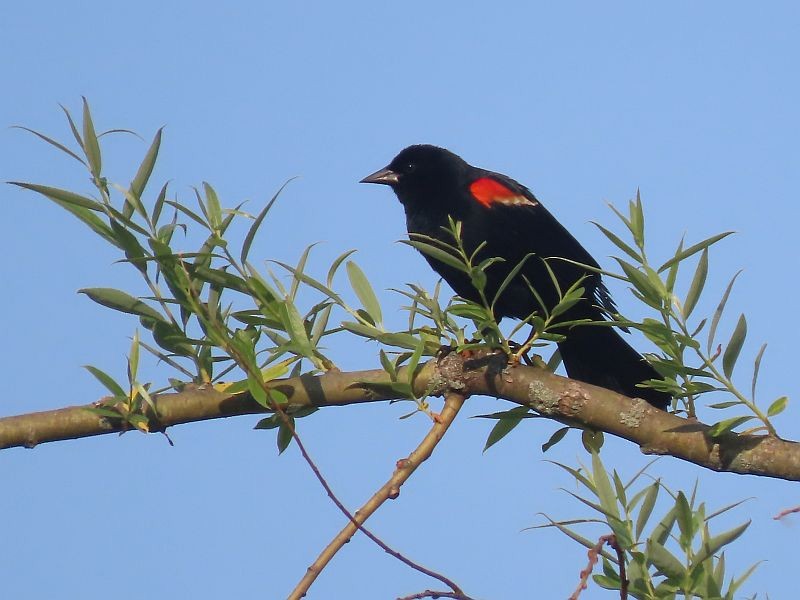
288, 391, 468, 600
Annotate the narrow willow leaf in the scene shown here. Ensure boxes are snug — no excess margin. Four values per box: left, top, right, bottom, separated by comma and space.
346, 261, 383, 326
379, 349, 397, 380
592, 221, 641, 261
693, 520, 750, 566
483, 407, 529, 452
109, 220, 148, 273
128, 330, 140, 384
275, 261, 344, 305
646, 540, 685, 580
81, 97, 102, 177
326, 249, 357, 288
591, 451, 620, 519
401, 240, 468, 273
290, 244, 319, 302
201, 182, 222, 229
707, 401, 741, 410
280, 300, 314, 356
241, 179, 292, 264
59, 103, 85, 150
751, 343, 767, 401
491, 253, 534, 309
165, 199, 209, 229
79, 288, 165, 321
10, 182, 101, 210
152, 182, 170, 225
10, 182, 119, 246
191, 266, 249, 294
541, 426, 569, 452
657, 231, 734, 273
277, 420, 294, 453
708, 415, 755, 437
722, 313, 747, 378
767, 396, 788, 417
635, 482, 660, 539
629, 190, 645, 249
665, 236, 684, 294
83, 365, 127, 398
615, 258, 660, 303
11, 125, 87, 166
683, 248, 709, 318
707, 271, 742, 354
127, 127, 163, 219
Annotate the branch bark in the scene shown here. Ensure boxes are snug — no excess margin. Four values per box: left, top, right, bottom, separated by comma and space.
2, 349, 799, 481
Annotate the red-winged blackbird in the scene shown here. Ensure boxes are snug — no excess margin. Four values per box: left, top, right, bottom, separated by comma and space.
361, 145, 670, 410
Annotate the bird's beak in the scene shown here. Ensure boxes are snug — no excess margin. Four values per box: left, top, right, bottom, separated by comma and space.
359, 167, 399, 186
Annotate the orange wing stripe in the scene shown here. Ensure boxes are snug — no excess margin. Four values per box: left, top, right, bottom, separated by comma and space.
469, 177, 533, 208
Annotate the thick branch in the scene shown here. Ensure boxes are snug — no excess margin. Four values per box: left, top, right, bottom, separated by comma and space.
2, 350, 799, 481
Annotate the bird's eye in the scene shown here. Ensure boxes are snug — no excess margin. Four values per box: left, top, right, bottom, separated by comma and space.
405, 162, 416, 173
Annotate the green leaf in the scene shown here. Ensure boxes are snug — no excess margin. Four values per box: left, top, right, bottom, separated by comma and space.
128, 330, 140, 384
491, 253, 534, 309
483, 406, 528, 452
683, 247, 709, 318
767, 396, 788, 417
592, 221, 641, 261
707, 271, 742, 354
241, 179, 291, 264
11, 125, 87, 166
275, 261, 345, 305
615, 258, 662, 304
202, 182, 222, 229
665, 236, 684, 294
708, 415, 755, 437
10, 182, 101, 211
79, 288, 165, 321
81, 97, 102, 177
657, 231, 734, 273
379, 349, 397, 380
127, 127, 163, 219
280, 300, 314, 356
277, 420, 294, 453
346, 261, 383, 326
751, 342, 767, 401
694, 520, 750, 566
591, 451, 620, 519
635, 482, 660, 539
582, 429, 605, 453
327, 249, 358, 288
541, 426, 569, 452
191, 266, 249, 294
722, 313, 747, 378
83, 365, 127, 398
629, 189, 645, 250
646, 540, 685, 580
402, 239, 468, 273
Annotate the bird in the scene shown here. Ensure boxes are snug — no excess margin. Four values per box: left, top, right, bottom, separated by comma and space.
360, 144, 670, 410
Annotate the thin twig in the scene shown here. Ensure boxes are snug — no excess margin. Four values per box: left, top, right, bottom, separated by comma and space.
773, 505, 800, 520
397, 590, 476, 600
288, 391, 469, 600
569, 534, 627, 600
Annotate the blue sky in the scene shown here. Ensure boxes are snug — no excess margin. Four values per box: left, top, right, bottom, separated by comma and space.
2, 2, 799, 598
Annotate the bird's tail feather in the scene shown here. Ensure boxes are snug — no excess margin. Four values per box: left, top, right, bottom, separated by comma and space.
556, 324, 670, 409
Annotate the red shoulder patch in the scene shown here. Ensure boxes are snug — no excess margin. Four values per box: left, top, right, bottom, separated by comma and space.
469, 177, 536, 208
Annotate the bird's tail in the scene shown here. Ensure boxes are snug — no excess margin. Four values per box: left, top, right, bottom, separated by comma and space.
556, 323, 670, 409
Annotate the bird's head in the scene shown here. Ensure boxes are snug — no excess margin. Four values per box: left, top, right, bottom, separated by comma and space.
360, 145, 469, 208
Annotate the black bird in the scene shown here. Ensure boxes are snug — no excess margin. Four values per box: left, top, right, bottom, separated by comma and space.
361, 145, 669, 410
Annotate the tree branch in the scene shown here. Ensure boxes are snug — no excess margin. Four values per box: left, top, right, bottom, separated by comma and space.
2, 349, 799, 481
